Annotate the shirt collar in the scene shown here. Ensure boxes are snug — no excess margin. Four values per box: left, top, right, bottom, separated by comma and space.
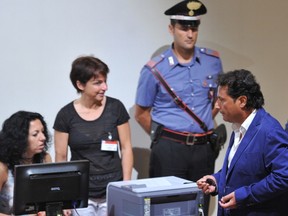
194, 47, 201, 63
167, 44, 200, 67
232, 109, 257, 135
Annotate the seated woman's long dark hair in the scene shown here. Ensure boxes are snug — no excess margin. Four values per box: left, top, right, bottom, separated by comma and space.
0, 111, 51, 174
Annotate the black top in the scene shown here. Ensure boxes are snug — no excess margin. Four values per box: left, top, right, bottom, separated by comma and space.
53, 96, 130, 198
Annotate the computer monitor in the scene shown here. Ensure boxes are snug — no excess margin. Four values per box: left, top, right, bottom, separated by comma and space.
13, 160, 90, 216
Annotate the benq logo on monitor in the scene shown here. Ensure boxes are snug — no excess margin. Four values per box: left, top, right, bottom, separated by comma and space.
51, 187, 61, 191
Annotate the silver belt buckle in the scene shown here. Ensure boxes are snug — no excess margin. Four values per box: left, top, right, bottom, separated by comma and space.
186, 133, 196, 145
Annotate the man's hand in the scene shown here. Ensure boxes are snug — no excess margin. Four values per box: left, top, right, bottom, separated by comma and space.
219, 192, 237, 209
196, 175, 217, 195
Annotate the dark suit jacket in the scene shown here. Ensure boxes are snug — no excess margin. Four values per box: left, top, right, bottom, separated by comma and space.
214, 108, 288, 216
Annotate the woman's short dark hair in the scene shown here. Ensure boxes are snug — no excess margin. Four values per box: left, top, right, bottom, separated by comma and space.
70, 56, 109, 93
217, 69, 264, 109
0, 111, 51, 172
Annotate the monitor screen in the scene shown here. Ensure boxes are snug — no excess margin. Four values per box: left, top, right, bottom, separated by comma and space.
13, 160, 90, 215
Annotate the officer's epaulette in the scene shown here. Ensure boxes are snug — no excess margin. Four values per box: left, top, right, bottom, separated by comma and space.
146, 54, 165, 69
199, 48, 220, 58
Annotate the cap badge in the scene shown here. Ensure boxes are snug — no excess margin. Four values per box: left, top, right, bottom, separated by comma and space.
187, 2, 202, 16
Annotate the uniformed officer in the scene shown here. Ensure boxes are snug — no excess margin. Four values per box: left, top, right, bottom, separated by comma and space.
135, 1, 223, 215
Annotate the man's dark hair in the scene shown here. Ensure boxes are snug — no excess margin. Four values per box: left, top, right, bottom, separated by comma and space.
217, 69, 264, 109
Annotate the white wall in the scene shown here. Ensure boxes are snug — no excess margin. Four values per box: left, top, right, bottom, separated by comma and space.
0, 0, 175, 163
1, 1, 288, 215
0, 0, 174, 125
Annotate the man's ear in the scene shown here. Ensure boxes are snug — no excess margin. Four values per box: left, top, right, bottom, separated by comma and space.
238, 95, 247, 108
168, 24, 174, 35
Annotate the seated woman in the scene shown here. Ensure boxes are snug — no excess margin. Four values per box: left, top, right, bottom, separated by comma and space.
0, 111, 52, 216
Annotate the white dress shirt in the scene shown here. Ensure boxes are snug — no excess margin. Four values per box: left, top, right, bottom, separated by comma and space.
228, 109, 257, 168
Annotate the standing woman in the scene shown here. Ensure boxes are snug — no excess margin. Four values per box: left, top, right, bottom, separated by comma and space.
0, 111, 52, 216
53, 56, 133, 216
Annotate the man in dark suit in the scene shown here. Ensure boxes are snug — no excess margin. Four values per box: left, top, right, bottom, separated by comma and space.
197, 69, 288, 215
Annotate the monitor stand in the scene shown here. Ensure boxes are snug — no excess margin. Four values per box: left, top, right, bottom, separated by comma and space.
45, 202, 63, 216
